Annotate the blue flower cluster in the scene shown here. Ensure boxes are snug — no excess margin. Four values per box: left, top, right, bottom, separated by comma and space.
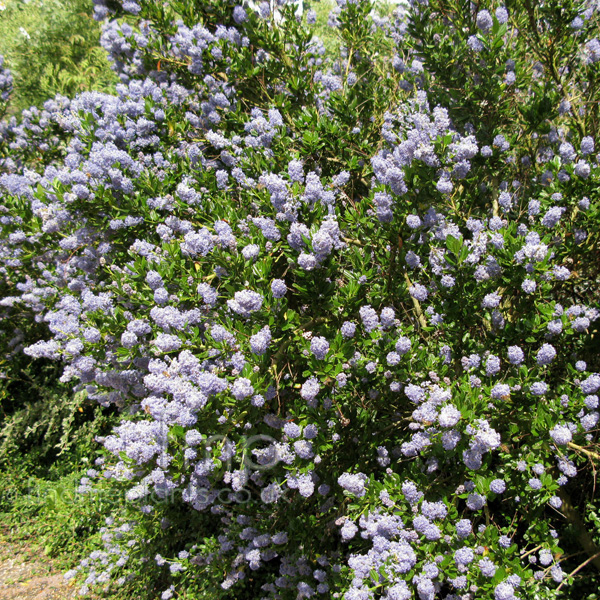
0, 56, 12, 104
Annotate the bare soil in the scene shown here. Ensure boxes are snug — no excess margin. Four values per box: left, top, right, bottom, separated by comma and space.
0, 530, 76, 600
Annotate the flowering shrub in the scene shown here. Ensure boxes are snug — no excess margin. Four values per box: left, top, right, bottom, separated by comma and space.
0, 56, 12, 107
2, 0, 600, 598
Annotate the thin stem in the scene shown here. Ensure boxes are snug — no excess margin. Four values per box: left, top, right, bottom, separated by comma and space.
568, 442, 600, 462
403, 272, 427, 328
556, 550, 600, 592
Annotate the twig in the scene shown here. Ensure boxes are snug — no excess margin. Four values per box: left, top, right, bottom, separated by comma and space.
557, 488, 600, 573
557, 550, 600, 592
520, 544, 542, 559
568, 442, 600, 462
342, 237, 364, 247
403, 272, 427, 328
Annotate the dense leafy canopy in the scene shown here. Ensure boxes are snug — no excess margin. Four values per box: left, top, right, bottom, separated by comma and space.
1, 0, 600, 598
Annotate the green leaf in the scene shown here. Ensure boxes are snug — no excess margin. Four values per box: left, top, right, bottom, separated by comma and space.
445, 234, 463, 256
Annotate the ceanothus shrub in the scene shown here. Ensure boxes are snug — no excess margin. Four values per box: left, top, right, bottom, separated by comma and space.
0, 56, 12, 111
2, 0, 600, 598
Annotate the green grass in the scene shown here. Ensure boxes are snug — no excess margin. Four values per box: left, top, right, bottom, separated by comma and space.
309, 0, 339, 54
0, 458, 110, 573
0, 0, 117, 114
308, 0, 401, 55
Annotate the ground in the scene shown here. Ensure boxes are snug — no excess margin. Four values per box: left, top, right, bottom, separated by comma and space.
0, 527, 76, 600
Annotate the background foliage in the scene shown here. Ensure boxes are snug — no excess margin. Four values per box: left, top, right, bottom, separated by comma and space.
0, 0, 117, 114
